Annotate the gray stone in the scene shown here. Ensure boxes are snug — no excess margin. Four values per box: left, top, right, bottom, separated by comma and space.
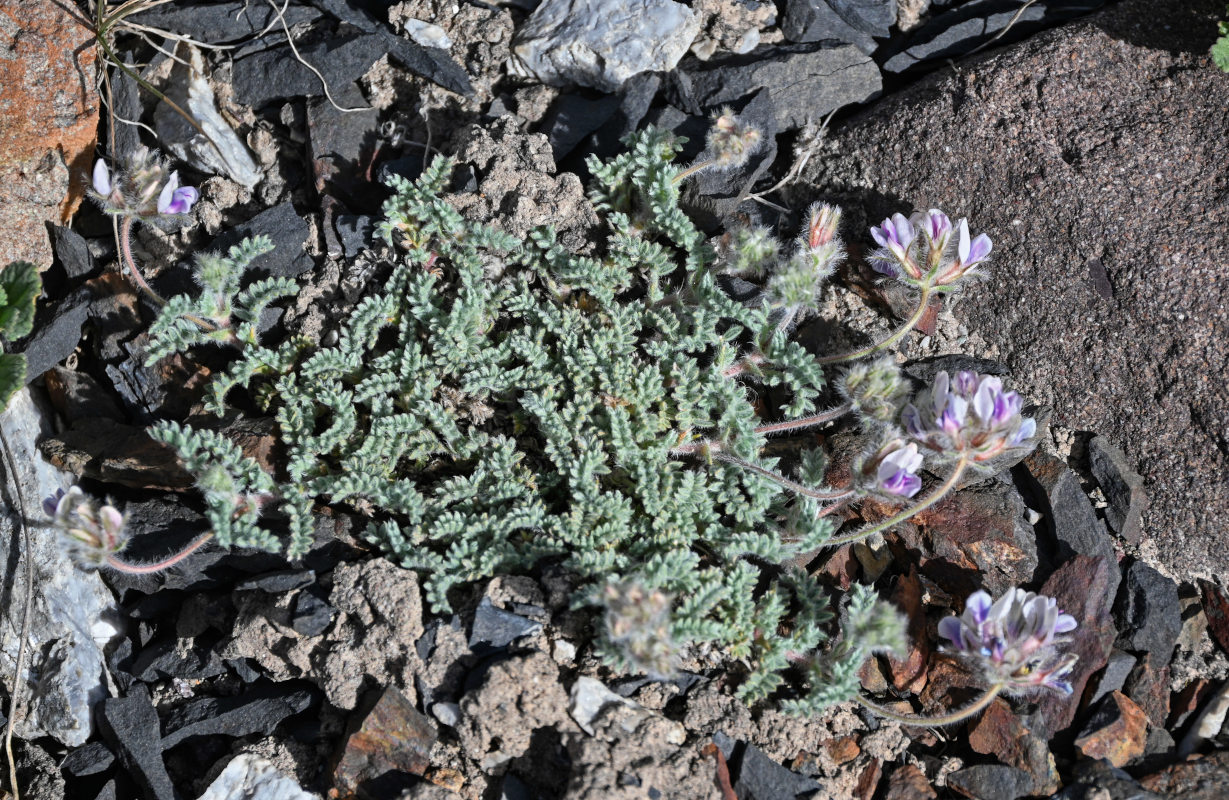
510, 0, 701, 92
569, 676, 638, 736
50, 225, 97, 279
431, 701, 461, 728
469, 596, 542, 651
1050, 758, 1162, 800
783, 0, 897, 53
161, 685, 314, 748
130, 1, 321, 43
61, 741, 116, 778
206, 203, 314, 280
666, 41, 880, 133
1115, 561, 1182, 667
1088, 649, 1137, 708
0, 388, 114, 746
195, 754, 316, 800
1089, 436, 1147, 543
947, 764, 1036, 800
19, 288, 91, 383
735, 743, 823, 799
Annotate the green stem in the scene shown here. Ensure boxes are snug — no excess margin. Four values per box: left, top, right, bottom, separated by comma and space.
854, 683, 1005, 727
672, 159, 715, 185
824, 453, 968, 548
753, 401, 854, 436
818, 287, 931, 364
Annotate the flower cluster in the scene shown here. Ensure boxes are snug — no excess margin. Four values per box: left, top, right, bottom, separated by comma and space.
602, 579, 678, 679
91, 147, 199, 220
902, 371, 1036, 467
868, 209, 991, 293
43, 486, 129, 568
766, 203, 846, 318
939, 589, 1078, 696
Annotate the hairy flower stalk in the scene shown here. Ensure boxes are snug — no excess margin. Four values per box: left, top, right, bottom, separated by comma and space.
854, 682, 1007, 727
43, 486, 212, 574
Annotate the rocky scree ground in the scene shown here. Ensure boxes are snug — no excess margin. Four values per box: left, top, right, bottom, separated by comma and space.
3, 0, 1229, 799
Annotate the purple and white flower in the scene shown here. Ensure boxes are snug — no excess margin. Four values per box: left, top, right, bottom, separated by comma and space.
156, 171, 199, 215
866, 208, 992, 291
869, 213, 921, 279
873, 440, 924, 498
901, 370, 1037, 465
939, 588, 1078, 695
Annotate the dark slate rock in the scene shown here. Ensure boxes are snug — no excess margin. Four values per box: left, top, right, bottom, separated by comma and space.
946, 764, 1036, 800
881, 0, 1107, 73
540, 92, 621, 163
499, 774, 536, 800
711, 730, 737, 759
235, 569, 316, 593
378, 153, 426, 184
1089, 436, 1147, 543
611, 670, 704, 698
226, 658, 264, 684
130, 1, 321, 42
96, 687, 176, 800
61, 741, 116, 778
581, 72, 663, 162
783, 0, 896, 53
307, 0, 471, 95
1088, 649, 1137, 708
110, 58, 143, 158
734, 743, 822, 799
50, 225, 97, 279
160, 684, 315, 749
232, 35, 374, 108
19, 288, 91, 383
45, 366, 125, 423
334, 214, 375, 259
1022, 451, 1119, 600
469, 597, 542, 651
207, 203, 314, 280
291, 590, 336, 636
1114, 561, 1182, 667
666, 41, 880, 133
130, 637, 229, 682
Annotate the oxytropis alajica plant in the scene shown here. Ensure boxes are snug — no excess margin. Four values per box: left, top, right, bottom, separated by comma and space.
53, 116, 1079, 720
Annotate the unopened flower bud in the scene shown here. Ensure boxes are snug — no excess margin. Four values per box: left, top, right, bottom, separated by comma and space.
805, 203, 841, 250
839, 356, 908, 426
706, 107, 762, 170
602, 579, 678, 679
718, 225, 780, 278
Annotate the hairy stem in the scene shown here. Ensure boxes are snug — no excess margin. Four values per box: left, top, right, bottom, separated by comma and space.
818, 287, 931, 364
117, 218, 220, 333
106, 533, 213, 574
753, 401, 854, 436
825, 453, 968, 548
710, 453, 853, 502
854, 683, 1004, 727
672, 159, 715, 185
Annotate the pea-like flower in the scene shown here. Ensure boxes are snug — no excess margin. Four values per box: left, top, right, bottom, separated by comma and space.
157, 171, 200, 215
938, 588, 1078, 696
864, 439, 924, 498
869, 214, 919, 279
902, 371, 1036, 466
43, 486, 129, 568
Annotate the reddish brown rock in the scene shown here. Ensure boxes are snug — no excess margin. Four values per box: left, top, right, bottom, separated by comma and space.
855, 757, 881, 800
824, 736, 860, 766
918, 654, 981, 715
885, 567, 929, 694
1124, 654, 1170, 728
882, 763, 936, 800
1073, 691, 1147, 768
889, 479, 1037, 597
1033, 555, 1117, 737
0, 0, 99, 268
1169, 678, 1214, 731
1140, 749, 1229, 799
332, 686, 436, 799
39, 417, 194, 490
1199, 580, 1229, 656
967, 699, 1059, 794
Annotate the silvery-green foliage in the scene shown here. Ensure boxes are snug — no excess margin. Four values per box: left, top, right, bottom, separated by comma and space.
147, 129, 905, 710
